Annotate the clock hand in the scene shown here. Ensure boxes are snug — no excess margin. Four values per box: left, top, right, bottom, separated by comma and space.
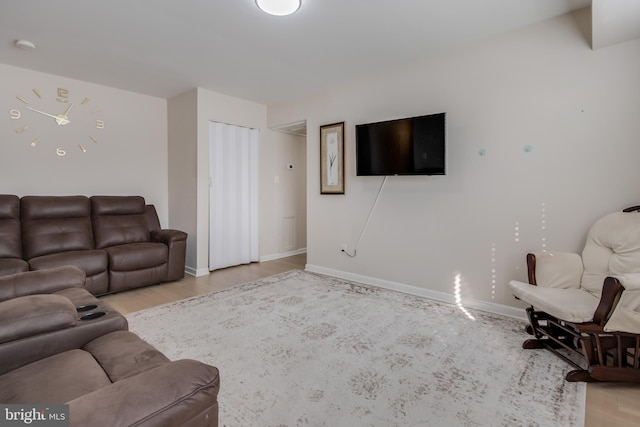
26, 106, 59, 120
56, 103, 74, 125
26, 106, 71, 126
62, 103, 73, 117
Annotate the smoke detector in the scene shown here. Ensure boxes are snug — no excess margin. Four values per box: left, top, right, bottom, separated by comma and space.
15, 39, 36, 50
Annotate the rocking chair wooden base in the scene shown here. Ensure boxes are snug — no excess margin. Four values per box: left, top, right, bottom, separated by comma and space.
522, 278, 640, 382
524, 307, 598, 382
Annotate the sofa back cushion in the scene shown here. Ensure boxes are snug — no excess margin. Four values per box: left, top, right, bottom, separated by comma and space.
0, 195, 22, 259
581, 210, 640, 297
91, 196, 150, 249
144, 205, 162, 233
21, 196, 94, 260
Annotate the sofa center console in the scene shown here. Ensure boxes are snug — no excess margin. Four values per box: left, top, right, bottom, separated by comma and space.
0, 267, 129, 375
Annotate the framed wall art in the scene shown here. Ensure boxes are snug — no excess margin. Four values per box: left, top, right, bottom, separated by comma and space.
319, 121, 345, 194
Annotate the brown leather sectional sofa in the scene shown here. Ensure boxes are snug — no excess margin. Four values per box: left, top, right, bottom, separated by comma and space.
0, 266, 219, 426
0, 194, 187, 295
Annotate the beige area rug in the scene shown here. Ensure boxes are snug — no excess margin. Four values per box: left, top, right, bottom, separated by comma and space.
127, 270, 585, 427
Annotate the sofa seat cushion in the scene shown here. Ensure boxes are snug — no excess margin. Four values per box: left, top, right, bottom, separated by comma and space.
69, 359, 220, 427
83, 331, 170, 382
0, 349, 112, 403
0, 258, 28, 276
106, 242, 168, 271
28, 249, 108, 276
509, 280, 600, 323
0, 294, 77, 344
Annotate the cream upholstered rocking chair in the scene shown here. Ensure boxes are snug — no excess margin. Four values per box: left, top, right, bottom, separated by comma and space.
509, 206, 640, 382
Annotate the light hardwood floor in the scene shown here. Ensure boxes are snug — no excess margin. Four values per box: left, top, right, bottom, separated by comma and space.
100, 253, 308, 315
100, 253, 640, 426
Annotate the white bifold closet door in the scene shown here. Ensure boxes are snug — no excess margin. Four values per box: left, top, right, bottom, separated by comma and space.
209, 121, 259, 271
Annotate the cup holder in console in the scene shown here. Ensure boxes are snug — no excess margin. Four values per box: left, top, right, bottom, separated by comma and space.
76, 304, 98, 312
79, 312, 106, 321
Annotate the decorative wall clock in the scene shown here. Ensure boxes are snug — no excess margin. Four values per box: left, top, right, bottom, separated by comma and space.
9, 86, 105, 157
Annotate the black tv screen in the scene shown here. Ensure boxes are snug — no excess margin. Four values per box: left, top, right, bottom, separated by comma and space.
356, 112, 446, 176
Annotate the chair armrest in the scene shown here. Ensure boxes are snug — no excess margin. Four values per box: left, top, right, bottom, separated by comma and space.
591, 276, 624, 326
604, 276, 640, 334
68, 359, 219, 427
151, 229, 187, 244
527, 251, 583, 289
0, 266, 86, 302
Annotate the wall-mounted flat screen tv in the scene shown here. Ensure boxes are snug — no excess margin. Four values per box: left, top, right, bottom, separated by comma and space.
356, 112, 446, 176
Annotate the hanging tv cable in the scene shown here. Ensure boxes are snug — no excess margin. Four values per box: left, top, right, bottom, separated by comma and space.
341, 175, 388, 257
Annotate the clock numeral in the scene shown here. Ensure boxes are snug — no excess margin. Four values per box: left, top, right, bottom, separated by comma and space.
10, 109, 21, 119
57, 88, 69, 103
96, 120, 104, 129
56, 147, 67, 157
15, 126, 28, 134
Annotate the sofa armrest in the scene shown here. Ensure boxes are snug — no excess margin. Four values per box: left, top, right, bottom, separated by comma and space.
527, 251, 583, 289
151, 229, 187, 245
0, 294, 77, 344
152, 230, 188, 281
0, 266, 86, 302
68, 359, 219, 427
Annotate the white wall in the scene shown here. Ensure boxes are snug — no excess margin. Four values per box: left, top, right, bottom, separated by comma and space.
168, 89, 198, 270
260, 131, 307, 259
0, 63, 169, 223
268, 11, 640, 311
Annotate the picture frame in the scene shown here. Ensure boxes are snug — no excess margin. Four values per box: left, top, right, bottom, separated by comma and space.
319, 122, 345, 194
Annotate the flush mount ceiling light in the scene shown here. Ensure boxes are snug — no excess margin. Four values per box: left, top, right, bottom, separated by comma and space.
256, 0, 301, 16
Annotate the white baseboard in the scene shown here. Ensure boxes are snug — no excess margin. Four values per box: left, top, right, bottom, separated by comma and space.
184, 266, 211, 277
260, 248, 307, 263
185, 250, 307, 277
305, 264, 527, 321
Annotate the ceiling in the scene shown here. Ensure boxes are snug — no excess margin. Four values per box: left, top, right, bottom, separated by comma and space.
1, 0, 636, 108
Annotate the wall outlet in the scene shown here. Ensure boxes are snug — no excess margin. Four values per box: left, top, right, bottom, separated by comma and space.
340, 243, 347, 251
